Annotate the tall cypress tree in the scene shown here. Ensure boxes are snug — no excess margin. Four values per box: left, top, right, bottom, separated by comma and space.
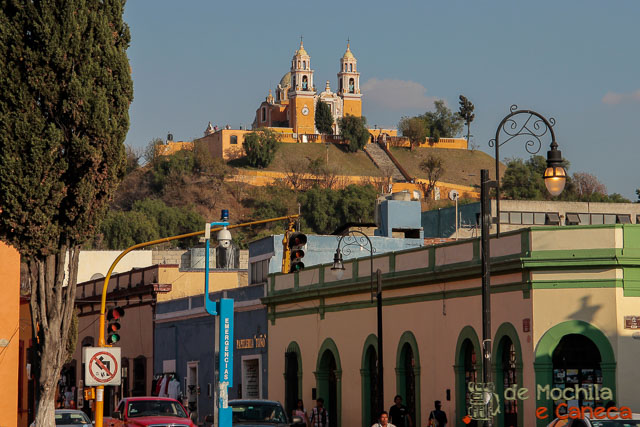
315, 99, 334, 134
0, 1, 133, 424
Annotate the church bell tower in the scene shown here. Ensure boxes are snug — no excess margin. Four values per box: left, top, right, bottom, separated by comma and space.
337, 41, 362, 118
289, 38, 316, 135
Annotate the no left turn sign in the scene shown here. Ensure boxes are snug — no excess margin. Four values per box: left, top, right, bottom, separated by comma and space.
83, 347, 121, 386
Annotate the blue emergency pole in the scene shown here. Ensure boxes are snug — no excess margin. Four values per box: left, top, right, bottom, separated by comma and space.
204, 210, 234, 427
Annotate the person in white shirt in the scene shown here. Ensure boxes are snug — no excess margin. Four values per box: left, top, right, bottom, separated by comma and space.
372, 411, 396, 427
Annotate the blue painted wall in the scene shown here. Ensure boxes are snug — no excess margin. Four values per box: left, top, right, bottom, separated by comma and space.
375, 199, 424, 239
251, 234, 423, 275
154, 284, 268, 421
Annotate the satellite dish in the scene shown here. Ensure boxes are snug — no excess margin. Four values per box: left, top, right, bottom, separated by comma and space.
449, 189, 459, 201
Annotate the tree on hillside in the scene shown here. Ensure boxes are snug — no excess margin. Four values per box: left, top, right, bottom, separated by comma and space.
144, 137, 164, 166
421, 100, 463, 142
243, 128, 280, 168
573, 172, 607, 199
398, 116, 428, 151
458, 95, 475, 148
338, 115, 370, 152
419, 154, 444, 199
0, 1, 133, 424
125, 145, 142, 174
315, 100, 334, 134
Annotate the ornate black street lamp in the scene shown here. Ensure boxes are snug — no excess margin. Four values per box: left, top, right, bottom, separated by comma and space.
479, 106, 567, 426
331, 230, 383, 422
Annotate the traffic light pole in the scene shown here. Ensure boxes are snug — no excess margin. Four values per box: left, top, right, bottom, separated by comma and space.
94, 214, 299, 427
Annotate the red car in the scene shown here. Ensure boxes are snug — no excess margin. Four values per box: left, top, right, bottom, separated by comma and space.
106, 396, 196, 427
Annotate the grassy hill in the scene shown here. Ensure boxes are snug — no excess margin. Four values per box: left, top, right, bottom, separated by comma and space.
230, 142, 503, 187
229, 142, 382, 176
390, 146, 505, 186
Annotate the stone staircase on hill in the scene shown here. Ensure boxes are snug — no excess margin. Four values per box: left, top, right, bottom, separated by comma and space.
364, 142, 406, 182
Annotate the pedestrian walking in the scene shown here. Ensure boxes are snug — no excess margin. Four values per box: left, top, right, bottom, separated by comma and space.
389, 395, 412, 427
292, 399, 308, 426
309, 398, 329, 427
427, 401, 447, 427
372, 410, 396, 427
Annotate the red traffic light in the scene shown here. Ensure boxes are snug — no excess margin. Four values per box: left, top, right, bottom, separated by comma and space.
288, 232, 307, 248
107, 307, 124, 321
107, 323, 121, 332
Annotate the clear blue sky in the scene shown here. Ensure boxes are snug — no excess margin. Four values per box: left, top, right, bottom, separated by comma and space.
123, 0, 640, 199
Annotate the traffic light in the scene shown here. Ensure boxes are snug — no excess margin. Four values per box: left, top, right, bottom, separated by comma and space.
106, 306, 125, 344
288, 232, 307, 273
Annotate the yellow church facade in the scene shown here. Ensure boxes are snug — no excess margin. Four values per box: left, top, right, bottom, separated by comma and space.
253, 40, 363, 136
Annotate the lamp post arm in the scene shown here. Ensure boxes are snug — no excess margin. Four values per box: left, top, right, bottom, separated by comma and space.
489, 105, 558, 236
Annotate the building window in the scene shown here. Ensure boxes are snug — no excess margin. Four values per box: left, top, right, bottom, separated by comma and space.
349, 63, 352, 72
303, 61, 306, 70
578, 213, 590, 224
349, 78, 355, 93
261, 107, 266, 122
230, 135, 238, 145
534, 212, 546, 225
591, 214, 604, 225
344, 64, 347, 71
603, 214, 616, 225
545, 213, 561, 225
617, 214, 631, 224
297, 60, 300, 69
302, 76, 308, 90
522, 212, 534, 225
241, 356, 262, 399
565, 213, 580, 225
510, 212, 522, 225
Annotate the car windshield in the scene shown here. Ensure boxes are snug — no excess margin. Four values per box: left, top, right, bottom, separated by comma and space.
127, 400, 187, 418
230, 403, 288, 424
55, 412, 91, 425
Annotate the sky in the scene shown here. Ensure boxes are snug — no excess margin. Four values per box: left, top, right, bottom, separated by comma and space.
123, 0, 640, 200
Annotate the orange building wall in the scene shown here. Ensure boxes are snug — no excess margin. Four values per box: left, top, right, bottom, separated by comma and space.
18, 299, 32, 427
290, 96, 316, 134
0, 241, 20, 427
342, 98, 362, 117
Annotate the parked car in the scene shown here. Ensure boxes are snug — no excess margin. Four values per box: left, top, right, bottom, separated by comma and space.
227, 399, 302, 426
106, 396, 196, 427
547, 412, 640, 426
54, 409, 93, 426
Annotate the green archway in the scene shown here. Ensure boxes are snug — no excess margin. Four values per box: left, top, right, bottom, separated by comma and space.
534, 320, 616, 427
454, 326, 481, 427
284, 341, 303, 416
492, 322, 524, 427
315, 338, 342, 427
395, 331, 421, 427
361, 334, 378, 427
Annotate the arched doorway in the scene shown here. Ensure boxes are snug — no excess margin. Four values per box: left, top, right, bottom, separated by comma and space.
493, 323, 523, 427
552, 335, 602, 411
534, 320, 616, 427
361, 334, 379, 427
395, 331, 421, 427
285, 342, 302, 417
316, 339, 342, 427
455, 326, 481, 427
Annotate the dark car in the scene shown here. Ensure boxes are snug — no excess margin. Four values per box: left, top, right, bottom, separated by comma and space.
228, 399, 302, 427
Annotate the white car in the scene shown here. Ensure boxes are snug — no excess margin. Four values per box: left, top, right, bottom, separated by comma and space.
547, 412, 640, 426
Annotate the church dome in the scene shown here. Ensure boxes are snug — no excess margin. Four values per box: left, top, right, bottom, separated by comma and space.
279, 71, 291, 87
342, 43, 355, 60
295, 40, 308, 57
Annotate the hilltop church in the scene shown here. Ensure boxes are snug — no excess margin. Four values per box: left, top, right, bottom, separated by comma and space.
252, 40, 362, 135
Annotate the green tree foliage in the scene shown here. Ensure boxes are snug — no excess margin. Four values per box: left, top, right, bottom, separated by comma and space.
458, 95, 475, 145
501, 156, 629, 202
0, 1, 133, 422
315, 100, 334, 134
243, 128, 280, 168
151, 149, 197, 192
637, 188, 640, 203
298, 184, 378, 234
100, 198, 204, 249
398, 116, 427, 151
125, 145, 142, 174
421, 100, 463, 142
338, 115, 370, 152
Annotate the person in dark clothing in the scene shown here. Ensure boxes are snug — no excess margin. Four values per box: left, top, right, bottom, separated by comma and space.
389, 395, 412, 427
428, 401, 447, 427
